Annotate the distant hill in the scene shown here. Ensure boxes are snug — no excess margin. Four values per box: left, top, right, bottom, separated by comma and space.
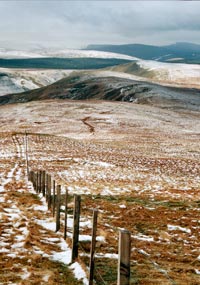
85, 42, 200, 64
86, 44, 169, 60
164, 42, 200, 54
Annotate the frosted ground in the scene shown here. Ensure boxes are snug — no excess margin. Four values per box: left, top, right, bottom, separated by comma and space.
0, 93, 199, 284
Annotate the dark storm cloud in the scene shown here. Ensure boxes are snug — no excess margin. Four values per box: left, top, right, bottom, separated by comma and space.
0, 1, 200, 49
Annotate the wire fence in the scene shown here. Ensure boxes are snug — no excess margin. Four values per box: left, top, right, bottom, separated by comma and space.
29, 169, 131, 285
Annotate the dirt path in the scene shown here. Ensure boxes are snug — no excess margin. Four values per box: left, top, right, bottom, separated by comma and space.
81, 116, 95, 134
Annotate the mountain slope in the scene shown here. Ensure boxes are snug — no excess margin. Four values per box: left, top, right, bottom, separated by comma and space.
0, 68, 73, 96
86, 44, 169, 60
0, 72, 199, 111
164, 42, 200, 54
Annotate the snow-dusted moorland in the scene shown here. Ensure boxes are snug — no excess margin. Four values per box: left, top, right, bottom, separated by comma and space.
0, 112, 199, 284
0, 48, 137, 60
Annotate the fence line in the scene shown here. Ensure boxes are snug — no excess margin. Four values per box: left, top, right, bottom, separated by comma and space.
29, 169, 131, 285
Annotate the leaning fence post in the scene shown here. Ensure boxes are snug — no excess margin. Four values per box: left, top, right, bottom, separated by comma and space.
71, 195, 81, 263
89, 209, 98, 285
117, 230, 131, 285
64, 187, 68, 240
55, 185, 61, 232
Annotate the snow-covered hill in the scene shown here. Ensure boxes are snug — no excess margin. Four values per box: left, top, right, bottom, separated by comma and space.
0, 48, 137, 60
0, 68, 73, 96
138, 59, 200, 79
137, 60, 200, 88
109, 60, 200, 88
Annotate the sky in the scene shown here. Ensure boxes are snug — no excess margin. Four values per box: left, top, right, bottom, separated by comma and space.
0, 1, 200, 50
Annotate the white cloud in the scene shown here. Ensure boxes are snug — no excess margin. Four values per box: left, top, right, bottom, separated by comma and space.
0, 1, 200, 49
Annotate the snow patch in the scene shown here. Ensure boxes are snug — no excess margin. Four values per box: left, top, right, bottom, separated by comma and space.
69, 262, 89, 285
167, 225, 191, 234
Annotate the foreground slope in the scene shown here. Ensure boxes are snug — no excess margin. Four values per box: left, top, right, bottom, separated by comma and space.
0, 101, 199, 284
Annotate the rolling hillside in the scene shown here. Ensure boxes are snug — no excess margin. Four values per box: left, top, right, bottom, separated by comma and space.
0, 72, 199, 112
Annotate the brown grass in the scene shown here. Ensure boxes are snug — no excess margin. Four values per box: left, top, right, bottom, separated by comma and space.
0, 125, 199, 285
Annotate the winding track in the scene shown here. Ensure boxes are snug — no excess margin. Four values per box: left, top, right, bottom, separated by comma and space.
81, 116, 95, 134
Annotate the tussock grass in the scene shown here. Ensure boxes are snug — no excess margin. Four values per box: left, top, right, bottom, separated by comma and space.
0, 132, 200, 284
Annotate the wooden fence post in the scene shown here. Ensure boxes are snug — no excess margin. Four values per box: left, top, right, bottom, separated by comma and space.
89, 209, 98, 285
38, 170, 42, 194
36, 172, 38, 193
71, 195, 81, 263
52, 180, 56, 217
31, 171, 34, 185
55, 185, 61, 232
42, 170, 46, 197
25, 131, 29, 177
117, 230, 131, 285
64, 187, 68, 240
33, 172, 36, 189
47, 175, 52, 210
29, 170, 33, 183
28, 170, 30, 181
45, 173, 49, 202
38, 171, 40, 193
